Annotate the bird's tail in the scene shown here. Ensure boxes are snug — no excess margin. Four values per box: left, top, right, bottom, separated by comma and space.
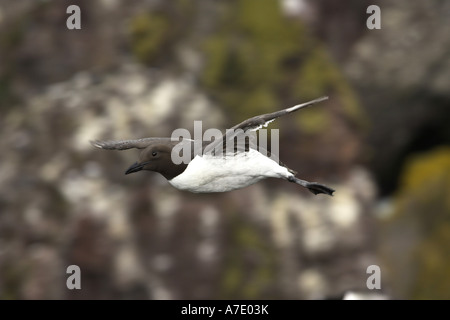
288, 176, 335, 196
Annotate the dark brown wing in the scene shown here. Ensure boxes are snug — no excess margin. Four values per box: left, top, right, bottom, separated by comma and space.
231, 96, 328, 131
90, 137, 179, 150
204, 96, 329, 156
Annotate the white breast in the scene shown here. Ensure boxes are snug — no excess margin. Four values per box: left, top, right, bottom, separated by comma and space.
168, 149, 291, 193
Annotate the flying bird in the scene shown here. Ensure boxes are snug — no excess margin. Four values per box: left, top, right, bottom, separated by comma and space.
91, 96, 335, 196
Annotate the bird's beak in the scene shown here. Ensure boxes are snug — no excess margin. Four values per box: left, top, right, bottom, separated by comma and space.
125, 162, 145, 175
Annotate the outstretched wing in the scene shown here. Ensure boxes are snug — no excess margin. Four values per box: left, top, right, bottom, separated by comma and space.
91, 97, 328, 155
204, 96, 329, 156
90, 137, 176, 150
231, 96, 328, 132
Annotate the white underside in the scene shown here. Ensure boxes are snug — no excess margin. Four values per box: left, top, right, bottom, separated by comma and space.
168, 149, 292, 193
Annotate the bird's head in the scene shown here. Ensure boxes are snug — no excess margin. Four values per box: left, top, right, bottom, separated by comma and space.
125, 144, 187, 180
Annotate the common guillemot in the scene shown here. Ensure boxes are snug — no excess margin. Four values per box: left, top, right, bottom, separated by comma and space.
91, 96, 335, 196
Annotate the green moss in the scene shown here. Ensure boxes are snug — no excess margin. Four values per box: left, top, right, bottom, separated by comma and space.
295, 47, 366, 133
413, 223, 450, 299
296, 107, 330, 134
0, 6, 30, 51
129, 13, 170, 65
220, 215, 275, 299
0, 23, 25, 50
0, 76, 15, 112
201, 0, 365, 133
240, 86, 277, 118
202, 0, 307, 121
0, 13, 29, 111
176, 0, 191, 11
399, 148, 450, 201
0, 261, 28, 300
394, 147, 450, 229
384, 147, 450, 299
296, 49, 333, 100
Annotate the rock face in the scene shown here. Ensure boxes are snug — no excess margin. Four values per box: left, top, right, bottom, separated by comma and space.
340, 0, 450, 298
0, 63, 378, 299
0, 0, 382, 300
379, 147, 450, 300
344, 0, 450, 195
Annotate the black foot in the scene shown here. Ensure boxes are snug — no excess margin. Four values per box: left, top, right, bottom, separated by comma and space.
306, 182, 335, 196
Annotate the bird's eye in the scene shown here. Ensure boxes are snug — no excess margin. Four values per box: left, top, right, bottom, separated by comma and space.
152, 151, 158, 157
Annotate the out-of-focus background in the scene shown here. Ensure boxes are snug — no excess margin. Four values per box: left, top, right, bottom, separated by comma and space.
0, 0, 449, 300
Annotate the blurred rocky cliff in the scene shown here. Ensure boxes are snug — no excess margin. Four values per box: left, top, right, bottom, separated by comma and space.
0, 0, 448, 299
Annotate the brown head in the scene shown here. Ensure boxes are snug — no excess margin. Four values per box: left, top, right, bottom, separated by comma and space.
125, 143, 188, 180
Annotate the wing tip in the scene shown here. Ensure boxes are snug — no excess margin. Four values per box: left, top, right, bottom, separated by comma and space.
287, 96, 329, 112
90, 140, 106, 149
